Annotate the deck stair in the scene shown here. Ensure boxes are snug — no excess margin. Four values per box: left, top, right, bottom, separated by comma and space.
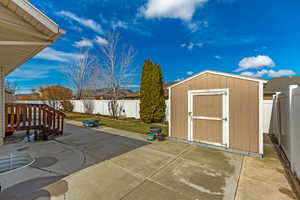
5, 103, 65, 136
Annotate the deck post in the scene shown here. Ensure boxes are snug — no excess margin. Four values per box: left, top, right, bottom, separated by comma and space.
0, 67, 4, 145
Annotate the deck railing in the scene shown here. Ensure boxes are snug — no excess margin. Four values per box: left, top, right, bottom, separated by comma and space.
5, 103, 65, 135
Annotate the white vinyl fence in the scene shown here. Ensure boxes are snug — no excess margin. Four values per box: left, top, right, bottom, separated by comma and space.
263, 100, 273, 134
17, 100, 170, 121
72, 100, 170, 121
17, 100, 272, 130
269, 85, 300, 180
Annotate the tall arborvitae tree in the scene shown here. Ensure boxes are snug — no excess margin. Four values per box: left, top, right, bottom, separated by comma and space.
140, 60, 153, 122
152, 63, 166, 122
140, 60, 166, 123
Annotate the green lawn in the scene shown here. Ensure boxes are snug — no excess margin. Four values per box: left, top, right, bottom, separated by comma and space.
65, 112, 168, 135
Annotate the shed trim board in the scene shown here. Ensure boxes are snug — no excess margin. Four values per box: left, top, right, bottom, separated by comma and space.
188, 89, 229, 147
168, 70, 267, 89
168, 137, 263, 158
168, 85, 172, 137
169, 70, 264, 155
259, 81, 264, 154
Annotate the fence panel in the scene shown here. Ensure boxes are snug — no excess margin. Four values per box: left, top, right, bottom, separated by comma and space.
69, 100, 167, 119
290, 87, 300, 179
263, 100, 273, 133
269, 86, 300, 180
278, 92, 291, 160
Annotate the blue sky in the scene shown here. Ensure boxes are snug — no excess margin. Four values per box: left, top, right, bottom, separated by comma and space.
7, 0, 300, 93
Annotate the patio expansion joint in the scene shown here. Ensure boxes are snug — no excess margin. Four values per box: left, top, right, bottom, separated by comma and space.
146, 145, 194, 179
109, 161, 145, 179
142, 146, 179, 158
233, 155, 245, 200
29, 165, 63, 176
119, 145, 194, 200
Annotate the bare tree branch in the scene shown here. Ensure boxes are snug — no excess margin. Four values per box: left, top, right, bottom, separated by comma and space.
63, 47, 100, 99
97, 31, 137, 118
5, 80, 18, 94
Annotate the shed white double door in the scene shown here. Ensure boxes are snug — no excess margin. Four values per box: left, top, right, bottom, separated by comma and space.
188, 89, 229, 147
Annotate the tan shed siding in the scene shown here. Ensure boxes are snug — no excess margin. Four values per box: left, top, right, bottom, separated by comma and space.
170, 72, 260, 153
0, 68, 4, 145
170, 83, 188, 139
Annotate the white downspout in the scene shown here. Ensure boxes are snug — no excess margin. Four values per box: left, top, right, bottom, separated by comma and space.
0, 67, 4, 145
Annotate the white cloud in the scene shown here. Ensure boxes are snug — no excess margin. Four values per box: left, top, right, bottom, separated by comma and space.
98, 14, 151, 36
235, 55, 275, 72
57, 11, 103, 33
8, 69, 49, 81
181, 42, 203, 50
186, 20, 208, 32
69, 26, 83, 32
186, 71, 194, 75
254, 45, 268, 52
241, 69, 296, 78
34, 47, 79, 62
241, 70, 269, 78
140, 0, 208, 21
6, 64, 63, 82
268, 69, 296, 78
73, 39, 93, 48
111, 20, 129, 29
95, 36, 109, 45
240, 71, 255, 77
214, 55, 221, 60
175, 78, 184, 82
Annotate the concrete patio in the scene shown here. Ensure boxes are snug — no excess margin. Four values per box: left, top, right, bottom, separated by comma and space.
0, 122, 296, 200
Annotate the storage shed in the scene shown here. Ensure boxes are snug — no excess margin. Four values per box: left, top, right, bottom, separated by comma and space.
168, 70, 267, 156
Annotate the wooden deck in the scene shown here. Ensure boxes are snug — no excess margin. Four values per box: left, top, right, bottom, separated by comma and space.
5, 103, 65, 135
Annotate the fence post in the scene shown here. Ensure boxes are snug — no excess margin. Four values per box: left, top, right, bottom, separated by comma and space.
289, 85, 298, 175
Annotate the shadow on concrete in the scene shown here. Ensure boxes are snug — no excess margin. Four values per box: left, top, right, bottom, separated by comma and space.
1, 123, 150, 199
0, 176, 66, 200
58, 124, 151, 167
31, 156, 59, 168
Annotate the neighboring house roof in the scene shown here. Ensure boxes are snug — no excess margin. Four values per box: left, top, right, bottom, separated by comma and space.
125, 82, 179, 99
122, 82, 179, 99
164, 82, 178, 97
5, 88, 15, 94
0, 0, 64, 75
264, 76, 300, 94
164, 81, 179, 88
125, 91, 139, 99
15, 92, 40, 100
81, 88, 136, 99
168, 70, 267, 89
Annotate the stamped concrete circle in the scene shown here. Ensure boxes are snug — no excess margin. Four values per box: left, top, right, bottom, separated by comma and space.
31, 157, 58, 168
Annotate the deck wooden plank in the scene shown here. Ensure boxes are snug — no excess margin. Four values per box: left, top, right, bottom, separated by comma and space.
4, 103, 65, 135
